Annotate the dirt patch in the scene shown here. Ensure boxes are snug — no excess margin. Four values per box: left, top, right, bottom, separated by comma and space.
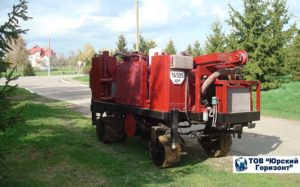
32, 96, 56, 103
65, 103, 90, 116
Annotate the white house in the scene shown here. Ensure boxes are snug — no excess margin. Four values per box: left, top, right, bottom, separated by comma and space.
28, 45, 56, 70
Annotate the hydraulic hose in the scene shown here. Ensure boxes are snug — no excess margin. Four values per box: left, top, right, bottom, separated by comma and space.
201, 67, 242, 94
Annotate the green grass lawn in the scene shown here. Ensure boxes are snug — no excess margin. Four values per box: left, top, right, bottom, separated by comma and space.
73, 75, 89, 83
260, 81, 300, 120
1, 88, 299, 186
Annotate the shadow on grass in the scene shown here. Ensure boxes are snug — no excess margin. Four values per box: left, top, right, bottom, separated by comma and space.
0, 101, 211, 186
2, 99, 299, 186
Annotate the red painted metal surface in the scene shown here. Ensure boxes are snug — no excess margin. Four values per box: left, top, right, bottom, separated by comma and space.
90, 51, 117, 102
124, 114, 136, 137
90, 55, 104, 101
91, 50, 260, 117
192, 50, 255, 113
149, 55, 170, 112
149, 55, 186, 112
194, 50, 248, 68
214, 80, 260, 113
115, 60, 147, 107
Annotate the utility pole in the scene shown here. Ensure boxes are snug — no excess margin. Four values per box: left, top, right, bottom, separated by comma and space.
135, 0, 139, 52
48, 35, 51, 76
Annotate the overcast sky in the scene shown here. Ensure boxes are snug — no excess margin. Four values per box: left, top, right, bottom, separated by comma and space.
1, 0, 299, 55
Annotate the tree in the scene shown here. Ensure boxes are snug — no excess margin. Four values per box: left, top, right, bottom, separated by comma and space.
204, 22, 226, 54
186, 44, 193, 55
192, 40, 203, 57
52, 54, 67, 69
133, 34, 146, 53
7, 36, 29, 71
116, 34, 128, 53
164, 39, 176, 54
67, 51, 79, 69
0, 0, 31, 132
285, 29, 300, 81
133, 34, 157, 54
78, 44, 95, 74
78, 43, 96, 65
227, 0, 294, 90
146, 39, 157, 52
0, 0, 31, 72
23, 62, 35, 76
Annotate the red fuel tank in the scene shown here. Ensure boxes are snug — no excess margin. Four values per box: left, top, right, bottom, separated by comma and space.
115, 60, 148, 107
150, 55, 191, 112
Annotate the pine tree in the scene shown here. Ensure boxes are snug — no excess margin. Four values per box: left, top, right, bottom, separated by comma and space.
204, 22, 226, 54
285, 30, 300, 81
164, 39, 176, 54
116, 34, 128, 53
0, 0, 31, 73
133, 34, 157, 55
0, 0, 31, 132
146, 39, 157, 53
227, 0, 294, 90
186, 44, 193, 55
192, 40, 203, 57
133, 34, 146, 53
265, 0, 295, 82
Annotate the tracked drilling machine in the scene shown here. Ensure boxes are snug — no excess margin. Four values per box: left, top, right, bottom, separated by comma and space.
90, 50, 260, 167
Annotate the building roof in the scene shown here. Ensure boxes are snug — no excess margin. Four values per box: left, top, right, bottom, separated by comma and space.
29, 45, 56, 58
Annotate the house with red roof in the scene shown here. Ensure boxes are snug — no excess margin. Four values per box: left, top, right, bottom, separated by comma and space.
28, 45, 56, 70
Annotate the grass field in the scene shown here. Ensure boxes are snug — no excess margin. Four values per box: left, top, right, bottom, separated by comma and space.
0, 88, 299, 186
258, 81, 300, 120
73, 75, 89, 83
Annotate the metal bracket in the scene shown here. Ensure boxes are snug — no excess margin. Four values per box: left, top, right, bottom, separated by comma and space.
150, 126, 165, 149
170, 110, 179, 150
247, 122, 256, 128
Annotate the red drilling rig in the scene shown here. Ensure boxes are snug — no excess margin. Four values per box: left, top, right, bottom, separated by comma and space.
90, 50, 260, 167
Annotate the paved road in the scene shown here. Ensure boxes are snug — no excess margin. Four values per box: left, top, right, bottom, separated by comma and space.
3, 75, 300, 156
6, 75, 91, 115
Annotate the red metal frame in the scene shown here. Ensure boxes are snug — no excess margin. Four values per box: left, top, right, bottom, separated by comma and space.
91, 50, 260, 117
192, 50, 259, 114
90, 51, 116, 101
194, 50, 248, 68
214, 80, 260, 113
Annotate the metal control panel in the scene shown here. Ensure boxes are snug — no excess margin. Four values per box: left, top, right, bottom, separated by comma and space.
170, 55, 193, 69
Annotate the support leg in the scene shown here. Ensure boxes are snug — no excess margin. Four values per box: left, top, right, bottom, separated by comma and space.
170, 110, 179, 150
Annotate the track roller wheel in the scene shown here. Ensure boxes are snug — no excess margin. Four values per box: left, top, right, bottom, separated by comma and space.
149, 135, 182, 168
96, 117, 127, 143
199, 134, 232, 157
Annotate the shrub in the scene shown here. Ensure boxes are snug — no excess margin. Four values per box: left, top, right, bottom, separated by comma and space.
82, 65, 91, 74
23, 63, 35, 76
